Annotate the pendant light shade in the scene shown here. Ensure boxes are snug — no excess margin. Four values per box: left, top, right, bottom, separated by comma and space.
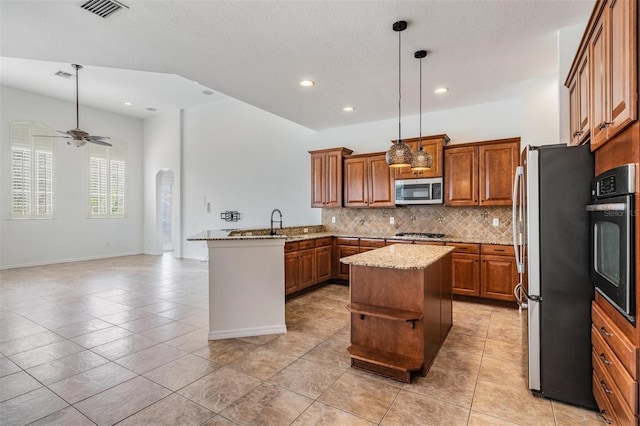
411, 49, 434, 171
386, 20, 413, 168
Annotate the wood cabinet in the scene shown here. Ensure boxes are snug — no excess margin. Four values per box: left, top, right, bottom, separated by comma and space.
390, 134, 449, 179
334, 237, 360, 281
315, 238, 332, 284
285, 237, 334, 295
284, 250, 299, 295
344, 152, 395, 208
568, 52, 591, 146
447, 243, 481, 297
480, 244, 518, 301
309, 147, 353, 208
444, 138, 519, 207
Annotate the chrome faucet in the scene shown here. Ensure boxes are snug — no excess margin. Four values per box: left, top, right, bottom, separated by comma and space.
270, 209, 283, 235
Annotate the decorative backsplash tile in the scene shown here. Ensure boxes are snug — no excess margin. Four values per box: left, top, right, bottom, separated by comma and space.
322, 205, 513, 242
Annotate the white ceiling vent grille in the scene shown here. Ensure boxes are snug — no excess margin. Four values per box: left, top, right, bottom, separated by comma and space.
55, 70, 73, 78
80, 0, 129, 19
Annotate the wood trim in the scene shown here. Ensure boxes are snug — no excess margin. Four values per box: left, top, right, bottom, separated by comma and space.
308, 147, 353, 156
443, 137, 521, 149
565, 0, 608, 87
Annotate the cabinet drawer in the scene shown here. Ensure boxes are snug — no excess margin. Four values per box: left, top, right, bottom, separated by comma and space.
385, 239, 414, 246
592, 302, 637, 380
446, 242, 480, 253
593, 352, 637, 424
284, 242, 299, 253
593, 371, 622, 425
592, 326, 638, 413
414, 241, 446, 246
481, 244, 514, 256
314, 237, 332, 247
298, 240, 315, 250
335, 237, 359, 246
359, 238, 385, 249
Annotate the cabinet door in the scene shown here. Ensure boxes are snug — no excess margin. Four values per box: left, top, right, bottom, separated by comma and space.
298, 249, 316, 289
607, 0, 637, 140
451, 253, 480, 297
368, 155, 394, 207
393, 141, 420, 179
481, 255, 518, 301
344, 157, 369, 207
337, 245, 359, 280
310, 153, 325, 207
285, 252, 299, 295
590, 13, 609, 150
444, 146, 478, 206
315, 246, 332, 283
568, 74, 581, 146
577, 52, 591, 142
325, 151, 343, 207
479, 142, 518, 206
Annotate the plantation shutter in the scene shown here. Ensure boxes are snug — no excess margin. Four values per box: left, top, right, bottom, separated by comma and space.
89, 141, 126, 217
33, 124, 54, 217
89, 144, 109, 216
109, 143, 126, 215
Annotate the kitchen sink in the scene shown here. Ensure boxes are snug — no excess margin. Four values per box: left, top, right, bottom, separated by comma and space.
395, 232, 445, 239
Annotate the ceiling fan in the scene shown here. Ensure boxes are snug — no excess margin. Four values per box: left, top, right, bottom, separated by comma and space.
40, 64, 112, 148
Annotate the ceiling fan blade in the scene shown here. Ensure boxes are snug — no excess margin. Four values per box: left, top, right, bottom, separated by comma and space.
87, 135, 111, 141
57, 130, 70, 135
32, 134, 70, 138
87, 139, 112, 147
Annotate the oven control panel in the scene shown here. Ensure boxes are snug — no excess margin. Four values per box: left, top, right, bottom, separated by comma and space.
593, 164, 635, 199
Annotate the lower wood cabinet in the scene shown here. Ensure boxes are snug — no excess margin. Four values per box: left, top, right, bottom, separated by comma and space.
452, 253, 480, 297
285, 237, 333, 295
284, 251, 299, 295
334, 237, 359, 280
298, 248, 316, 290
315, 244, 332, 283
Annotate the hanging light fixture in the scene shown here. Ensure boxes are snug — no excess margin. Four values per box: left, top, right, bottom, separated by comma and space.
386, 20, 413, 168
411, 49, 434, 171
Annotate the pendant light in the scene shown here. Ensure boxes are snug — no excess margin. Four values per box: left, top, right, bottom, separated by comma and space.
386, 20, 413, 168
411, 49, 434, 171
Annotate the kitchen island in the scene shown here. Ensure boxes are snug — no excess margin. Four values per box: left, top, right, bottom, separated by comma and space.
341, 244, 454, 383
187, 230, 287, 340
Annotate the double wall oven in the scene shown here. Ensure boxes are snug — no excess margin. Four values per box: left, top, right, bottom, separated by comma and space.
587, 164, 636, 324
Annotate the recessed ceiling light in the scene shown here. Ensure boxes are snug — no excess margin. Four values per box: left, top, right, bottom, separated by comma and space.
299, 80, 315, 87
434, 87, 449, 94
147, 107, 157, 112
124, 102, 132, 106
342, 106, 355, 112
202, 90, 214, 95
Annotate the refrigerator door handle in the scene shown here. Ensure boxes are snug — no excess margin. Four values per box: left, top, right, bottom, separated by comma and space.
586, 203, 627, 212
512, 166, 525, 274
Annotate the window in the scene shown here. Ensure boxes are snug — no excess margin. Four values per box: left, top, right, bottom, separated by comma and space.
89, 141, 126, 217
9, 122, 55, 219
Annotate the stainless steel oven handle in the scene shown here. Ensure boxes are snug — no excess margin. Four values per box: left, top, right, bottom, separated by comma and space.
585, 203, 627, 212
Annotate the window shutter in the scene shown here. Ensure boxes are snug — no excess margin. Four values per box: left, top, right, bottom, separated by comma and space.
88, 141, 126, 217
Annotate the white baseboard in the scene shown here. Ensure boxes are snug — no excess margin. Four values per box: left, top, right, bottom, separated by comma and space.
0, 251, 143, 270
207, 324, 287, 340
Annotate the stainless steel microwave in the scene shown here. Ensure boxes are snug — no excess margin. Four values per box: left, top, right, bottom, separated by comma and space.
395, 178, 443, 205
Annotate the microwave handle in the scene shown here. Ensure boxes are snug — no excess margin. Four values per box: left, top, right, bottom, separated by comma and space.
586, 203, 627, 212
512, 166, 525, 274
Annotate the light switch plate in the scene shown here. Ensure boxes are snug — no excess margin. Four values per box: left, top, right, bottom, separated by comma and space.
331, 216, 336, 223
390, 217, 395, 225
492, 218, 499, 227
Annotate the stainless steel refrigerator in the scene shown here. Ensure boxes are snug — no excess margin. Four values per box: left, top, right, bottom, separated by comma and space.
512, 143, 596, 409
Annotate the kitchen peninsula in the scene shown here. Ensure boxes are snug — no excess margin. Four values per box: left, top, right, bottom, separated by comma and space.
341, 244, 454, 382
187, 230, 287, 340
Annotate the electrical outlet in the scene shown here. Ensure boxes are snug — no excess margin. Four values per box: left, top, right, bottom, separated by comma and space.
331, 216, 336, 223
492, 218, 499, 227
389, 217, 395, 225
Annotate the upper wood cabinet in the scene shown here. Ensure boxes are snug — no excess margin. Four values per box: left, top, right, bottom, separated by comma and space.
344, 152, 395, 208
309, 147, 353, 208
444, 138, 519, 207
390, 134, 450, 179
568, 52, 591, 146
566, 0, 637, 151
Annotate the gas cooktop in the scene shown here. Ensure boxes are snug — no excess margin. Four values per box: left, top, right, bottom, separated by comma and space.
395, 232, 446, 239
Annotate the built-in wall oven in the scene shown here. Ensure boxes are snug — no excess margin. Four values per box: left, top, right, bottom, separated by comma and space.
587, 164, 636, 324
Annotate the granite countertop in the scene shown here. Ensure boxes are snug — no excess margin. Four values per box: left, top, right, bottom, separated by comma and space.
340, 244, 455, 270
188, 229, 511, 246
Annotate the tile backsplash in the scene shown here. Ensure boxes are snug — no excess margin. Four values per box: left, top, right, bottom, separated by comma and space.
322, 205, 513, 242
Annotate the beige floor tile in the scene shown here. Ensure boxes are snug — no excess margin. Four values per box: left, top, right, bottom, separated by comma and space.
302, 337, 352, 370
237, 333, 282, 345
269, 358, 344, 399
26, 350, 109, 385
318, 370, 401, 423
28, 406, 95, 426
115, 343, 187, 374
228, 346, 298, 380
0, 387, 68, 426
157, 306, 206, 320
139, 321, 197, 342
449, 316, 490, 337
90, 334, 158, 360
552, 400, 602, 426
137, 300, 184, 314
291, 401, 375, 425
118, 314, 175, 333
220, 382, 313, 425
483, 337, 526, 363
164, 328, 211, 352
74, 376, 171, 426
478, 354, 527, 388
0, 357, 21, 377
0, 330, 65, 356
98, 309, 151, 325
52, 318, 114, 339
472, 379, 555, 425
143, 354, 220, 391
441, 330, 486, 355
262, 329, 325, 357
116, 393, 215, 425
200, 415, 242, 425
0, 371, 42, 402
178, 312, 210, 328
177, 367, 261, 413
467, 411, 520, 425
403, 361, 479, 409
192, 338, 259, 365
48, 361, 137, 404
382, 389, 470, 425
487, 322, 524, 345
70, 326, 133, 349
8, 340, 85, 369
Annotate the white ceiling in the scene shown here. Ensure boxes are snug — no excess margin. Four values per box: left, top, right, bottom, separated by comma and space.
0, 0, 594, 130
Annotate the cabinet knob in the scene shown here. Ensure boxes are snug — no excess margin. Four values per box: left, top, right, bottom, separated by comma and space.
599, 326, 612, 337
572, 130, 583, 137
600, 410, 612, 425
598, 121, 612, 130
599, 353, 611, 365
599, 379, 612, 394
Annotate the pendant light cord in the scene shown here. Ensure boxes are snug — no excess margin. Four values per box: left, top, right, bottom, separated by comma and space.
398, 27, 402, 143
75, 66, 80, 129
419, 55, 422, 150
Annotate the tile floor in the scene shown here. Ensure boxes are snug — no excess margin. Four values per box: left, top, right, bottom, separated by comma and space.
0, 254, 603, 425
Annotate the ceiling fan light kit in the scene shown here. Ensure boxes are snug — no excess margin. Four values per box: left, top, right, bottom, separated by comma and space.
411, 49, 434, 171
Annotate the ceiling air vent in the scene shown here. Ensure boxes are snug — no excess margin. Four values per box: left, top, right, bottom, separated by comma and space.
80, 0, 129, 19
55, 70, 73, 79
